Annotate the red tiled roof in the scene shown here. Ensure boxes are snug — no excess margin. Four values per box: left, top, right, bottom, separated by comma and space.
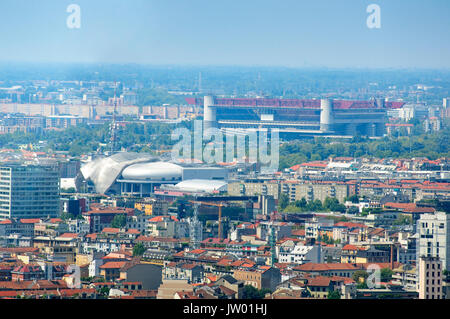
294, 263, 359, 272
342, 244, 365, 251
149, 215, 179, 222
100, 261, 127, 269
19, 219, 41, 224
58, 233, 79, 239
85, 233, 98, 240
126, 229, 141, 234
306, 276, 332, 287
188, 249, 206, 255
102, 227, 120, 234
0, 247, 39, 254
334, 222, 367, 229
292, 229, 306, 236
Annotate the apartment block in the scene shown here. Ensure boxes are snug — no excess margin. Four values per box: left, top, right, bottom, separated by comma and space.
0, 164, 60, 220
419, 256, 443, 299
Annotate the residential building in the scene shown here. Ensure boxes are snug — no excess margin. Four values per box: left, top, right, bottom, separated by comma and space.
278, 244, 321, 265
418, 256, 443, 299
0, 164, 60, 219
417, 211, 450, 270
232, 266, 281, 291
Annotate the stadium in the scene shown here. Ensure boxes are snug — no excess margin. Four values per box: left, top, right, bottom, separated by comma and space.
186, 96, 405, 137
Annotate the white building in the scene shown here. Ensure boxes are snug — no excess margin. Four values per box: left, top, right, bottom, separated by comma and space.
67, 219, 90, 234
305, 218, 319, 240
278, 244, 321, 265
126, 214, 149, 234
89, 258, 104, 277
417, 212, 450, 270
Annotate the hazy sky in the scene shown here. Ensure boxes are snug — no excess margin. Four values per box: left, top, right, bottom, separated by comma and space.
0, 0, 449, 68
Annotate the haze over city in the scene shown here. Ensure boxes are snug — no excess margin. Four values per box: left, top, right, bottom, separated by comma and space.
0, 0, 449, 68
0, 0, 449, 307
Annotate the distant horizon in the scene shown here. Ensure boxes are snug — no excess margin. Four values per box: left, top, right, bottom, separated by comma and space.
1, 61, 450, 72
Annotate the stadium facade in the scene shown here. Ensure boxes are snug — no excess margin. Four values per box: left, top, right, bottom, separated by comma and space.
186, 96, 405, 137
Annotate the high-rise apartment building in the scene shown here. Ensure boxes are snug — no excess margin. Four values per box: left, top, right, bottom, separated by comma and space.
419, 256, 443, 299
417, 212, 450, 270
0, 164, 60, 219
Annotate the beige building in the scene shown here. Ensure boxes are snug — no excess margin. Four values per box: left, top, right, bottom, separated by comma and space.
156, 279, 193, 299
291, 182, 349, 203
228, 180, 349, 204
227, 181, 280, 199
419, 256, 443, 299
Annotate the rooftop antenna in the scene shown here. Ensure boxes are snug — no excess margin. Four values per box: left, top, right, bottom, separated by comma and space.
110, 82, 118, 154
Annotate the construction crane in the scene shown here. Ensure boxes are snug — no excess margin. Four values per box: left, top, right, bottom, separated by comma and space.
189, 200, 226, 240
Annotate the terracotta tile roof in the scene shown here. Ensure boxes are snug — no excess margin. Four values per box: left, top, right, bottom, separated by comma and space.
215, 285, 237, 296
131, 290, 157, 298
0, 247, 39, 254
300, 161, 328, 168
91, 282, 116, 287
149, 215, 179, 222
59, 288, 96, 297
136, 235, 153, 242
19, 219, 41, 224
334, 222, 367, 229
102, 227, 120, 234
306, 276, 332, 287
342, 244, 365, 251
188, 249, 206, 255
292, 229, 306, 236
173, 251, 185, 257
175, 291, 198, 299
368, 228, 385, 237
85, 233, 98, 240
58, 233, 79, 238
126, 229, 141, 234
99, 261, 127, 269
293, 263, 359, 272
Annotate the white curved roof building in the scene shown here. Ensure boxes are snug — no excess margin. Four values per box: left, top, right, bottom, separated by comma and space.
81, 153, 228, 195
80, 152, 158, 194
173, 179, 228, 193
121, 162, 183, 181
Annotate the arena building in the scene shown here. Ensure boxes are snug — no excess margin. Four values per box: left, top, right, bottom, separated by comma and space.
186, 96, 405, 137
81, 152, 228, 196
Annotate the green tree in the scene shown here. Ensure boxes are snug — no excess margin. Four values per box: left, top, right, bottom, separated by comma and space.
347, 195, 360, 203
380, 268, 394, 282
327, 290, 341, 299
294, 198, 307, 209
278, 193, 289, 211
352, 270, 369, 283
133, 243, 146, 256
111, 214, 127, 228
242, 285, 271, 299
